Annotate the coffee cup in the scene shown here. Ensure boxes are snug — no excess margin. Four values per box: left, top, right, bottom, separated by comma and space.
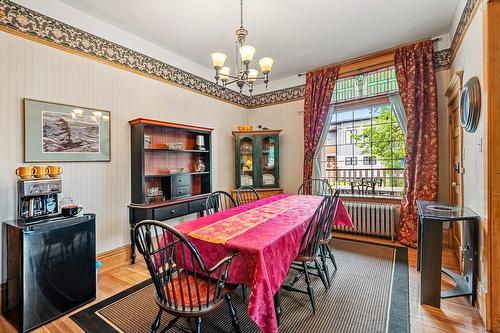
33, 165, 50, 178
61, 204, 83, 217
15, 166, 36, 180
48, 165, 63, 178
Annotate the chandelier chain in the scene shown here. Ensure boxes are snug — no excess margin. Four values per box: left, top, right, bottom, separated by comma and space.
240, 0, 244, 28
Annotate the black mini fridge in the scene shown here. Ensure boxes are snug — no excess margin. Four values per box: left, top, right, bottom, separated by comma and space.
2, 214, 96, 332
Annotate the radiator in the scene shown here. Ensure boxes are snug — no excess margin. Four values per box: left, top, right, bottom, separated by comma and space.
334, 202, 399, 242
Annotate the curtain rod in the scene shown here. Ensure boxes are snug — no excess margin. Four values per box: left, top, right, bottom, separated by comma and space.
297, 37, 442, 77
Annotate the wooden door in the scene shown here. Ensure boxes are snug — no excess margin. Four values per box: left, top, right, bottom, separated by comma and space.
445, 71, 464, 270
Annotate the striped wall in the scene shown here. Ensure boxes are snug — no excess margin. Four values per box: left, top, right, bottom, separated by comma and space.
0, 31, 247, 262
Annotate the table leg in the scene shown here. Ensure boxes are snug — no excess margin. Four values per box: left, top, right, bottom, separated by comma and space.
274, 290, 282, 327
417, 215, 422, 271
130, 225, 136, 264
420, 218, 443, 307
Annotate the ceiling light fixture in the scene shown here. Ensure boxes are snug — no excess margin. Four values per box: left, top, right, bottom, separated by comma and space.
210, 0, 273, 95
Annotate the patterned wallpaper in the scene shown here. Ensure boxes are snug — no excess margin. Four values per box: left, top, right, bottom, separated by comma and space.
0, 0, 475, 108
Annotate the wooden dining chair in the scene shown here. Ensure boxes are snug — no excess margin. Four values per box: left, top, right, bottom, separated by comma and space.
297, 178, 333, 196
236, 185, 260, 205
282, 196, 334, 313
318, 189, 341, 287
134, 220, 242, 333
205, 191, 236, 215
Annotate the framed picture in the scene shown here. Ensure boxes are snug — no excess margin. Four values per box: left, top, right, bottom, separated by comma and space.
24, 99, 111, 162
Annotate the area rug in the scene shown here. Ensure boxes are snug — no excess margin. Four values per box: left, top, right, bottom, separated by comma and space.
71, 239, 409, 333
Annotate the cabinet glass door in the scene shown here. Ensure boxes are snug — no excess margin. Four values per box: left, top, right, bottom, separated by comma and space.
239, 136, 254, 186
260, 136, 278, 187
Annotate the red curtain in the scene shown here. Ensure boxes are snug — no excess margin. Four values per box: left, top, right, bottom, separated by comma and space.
395, 40, 439, 247
303, 66, 340, 182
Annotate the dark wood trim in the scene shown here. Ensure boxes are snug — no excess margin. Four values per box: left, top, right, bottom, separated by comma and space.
128, 118, 214, 132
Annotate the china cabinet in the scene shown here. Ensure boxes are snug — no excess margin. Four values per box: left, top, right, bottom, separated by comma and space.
232, 130, 283, 196
128, 118, 213, 263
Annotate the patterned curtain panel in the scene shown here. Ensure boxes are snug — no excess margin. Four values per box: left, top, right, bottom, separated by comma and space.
303, 66, 340, 182
395, 40, 439, 247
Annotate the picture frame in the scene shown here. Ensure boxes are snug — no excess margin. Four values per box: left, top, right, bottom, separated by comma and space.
24, 99, 111, 162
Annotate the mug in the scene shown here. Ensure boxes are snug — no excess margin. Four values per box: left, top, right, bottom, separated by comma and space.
15, 166, 36, 180
33, 165, 50, 179
61, 204, 83, 217
48, 165, 63, 178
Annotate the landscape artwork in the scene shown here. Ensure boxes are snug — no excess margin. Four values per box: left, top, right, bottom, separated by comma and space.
42, 111, 100, 153
24, 99, 110, 162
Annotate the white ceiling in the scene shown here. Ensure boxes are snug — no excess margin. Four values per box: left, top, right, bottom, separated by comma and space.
57, 0, 460, 81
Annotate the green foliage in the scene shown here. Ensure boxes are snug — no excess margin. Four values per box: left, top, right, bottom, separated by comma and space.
353, 106, 405, 169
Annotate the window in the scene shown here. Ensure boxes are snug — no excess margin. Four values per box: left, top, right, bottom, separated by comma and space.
363, 156, 377, 165
318, 66, 405, 198
345, 129, 357, 144
332, 66, 398, 104
345, 157, 358, 166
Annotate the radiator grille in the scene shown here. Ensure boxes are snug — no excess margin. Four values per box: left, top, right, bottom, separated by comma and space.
335, 202, 399, 241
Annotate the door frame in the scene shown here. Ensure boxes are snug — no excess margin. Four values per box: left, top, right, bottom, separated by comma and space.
485, 0, 500, 330
445, 71, 464, 269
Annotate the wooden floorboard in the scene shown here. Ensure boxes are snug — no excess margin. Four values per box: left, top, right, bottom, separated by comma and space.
0, 235, 485, 332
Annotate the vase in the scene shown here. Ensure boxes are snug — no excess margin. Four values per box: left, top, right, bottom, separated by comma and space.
195, 157, 206, 172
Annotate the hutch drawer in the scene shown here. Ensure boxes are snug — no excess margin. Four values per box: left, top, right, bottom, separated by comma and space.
171, 185, 191, 199
153, 202, 189, 220
189, 198, 207, 213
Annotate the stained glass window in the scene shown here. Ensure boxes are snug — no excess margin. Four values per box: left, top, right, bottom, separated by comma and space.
331, 66, 398, 103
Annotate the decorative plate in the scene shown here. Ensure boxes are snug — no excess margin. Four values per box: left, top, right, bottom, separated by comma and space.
460, 77, 481, 133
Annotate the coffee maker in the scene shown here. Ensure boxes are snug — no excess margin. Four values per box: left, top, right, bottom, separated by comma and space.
17, 178, 61, 222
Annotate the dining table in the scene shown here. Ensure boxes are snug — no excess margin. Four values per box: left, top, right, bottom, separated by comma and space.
173, 194, 353, 333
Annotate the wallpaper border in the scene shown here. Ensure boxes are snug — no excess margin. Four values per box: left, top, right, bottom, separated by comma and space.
0, 0, 251, 107
0, 0, 478, 108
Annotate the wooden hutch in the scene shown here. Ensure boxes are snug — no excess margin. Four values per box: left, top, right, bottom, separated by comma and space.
128, 118, 213, 263
231, 129, 283, 199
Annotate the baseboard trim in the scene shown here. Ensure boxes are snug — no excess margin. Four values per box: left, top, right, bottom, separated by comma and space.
97, 244, 141, 276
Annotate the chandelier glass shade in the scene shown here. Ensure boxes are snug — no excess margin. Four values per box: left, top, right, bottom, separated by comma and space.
210, 0, 273, 94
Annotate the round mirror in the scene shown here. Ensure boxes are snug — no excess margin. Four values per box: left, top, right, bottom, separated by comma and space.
460, 76, 481, 133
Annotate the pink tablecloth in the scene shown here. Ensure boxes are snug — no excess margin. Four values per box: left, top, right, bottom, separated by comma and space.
174, 194, 353, 333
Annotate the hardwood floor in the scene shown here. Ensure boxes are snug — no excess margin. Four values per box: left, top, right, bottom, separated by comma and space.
0, 234, 485, 333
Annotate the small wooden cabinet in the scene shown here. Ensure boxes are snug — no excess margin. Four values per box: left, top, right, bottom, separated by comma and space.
233, 130, 282, 188
128, 118, 213, 263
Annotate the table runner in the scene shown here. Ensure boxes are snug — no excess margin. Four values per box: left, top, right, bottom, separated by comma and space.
174, 194, 353, 333
188, 195, 312, 243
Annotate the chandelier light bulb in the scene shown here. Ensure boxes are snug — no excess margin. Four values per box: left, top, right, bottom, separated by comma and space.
239, 45, 256, 63
259, 57, 273, 74
247, 69, 259, 82
211, 52, 227, 69
220, 67, 231, 82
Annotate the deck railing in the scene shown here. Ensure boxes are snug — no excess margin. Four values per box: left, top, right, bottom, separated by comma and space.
323, 167, 404, 197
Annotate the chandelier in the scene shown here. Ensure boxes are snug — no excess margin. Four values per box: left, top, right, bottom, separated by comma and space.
210, 0, 274, 95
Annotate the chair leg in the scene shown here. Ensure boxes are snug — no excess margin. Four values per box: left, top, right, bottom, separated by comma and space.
241, 284, 247, 302
302, 261, 316, 314
314, 258, 328, 290
159, 317, 179, 333
195, 317, 202, 333
226, 294, 242, 333
327, 244, 338, 270
319, 244, 331, 288
151, 308, 163, 333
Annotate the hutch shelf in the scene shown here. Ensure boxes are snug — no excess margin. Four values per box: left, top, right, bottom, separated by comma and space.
232, 129, 283, 198
128, 118, 213, 263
